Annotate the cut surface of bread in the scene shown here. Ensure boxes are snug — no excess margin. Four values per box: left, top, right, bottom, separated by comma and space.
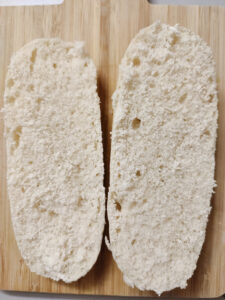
107, 21, 218, 295
4, 38, 105, 282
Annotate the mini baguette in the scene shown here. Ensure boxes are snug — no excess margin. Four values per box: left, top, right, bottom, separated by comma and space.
107, 22, 218, 295
4, 38, 105, 282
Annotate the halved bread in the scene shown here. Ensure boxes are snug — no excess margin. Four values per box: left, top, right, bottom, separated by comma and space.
107, 22, 218, 295
4, 38, 105, 282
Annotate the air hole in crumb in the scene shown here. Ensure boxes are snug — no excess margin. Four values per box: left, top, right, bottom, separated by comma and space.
12, 126, 22, 149
33, 200, 41, 209
37, 183, 40, 187
131, 239, 136, 245
117, 162, 120, 166
111, 192, 117, 199
28, 84, 34, 92
115, 201, 121, 211
118, 173, 121, 178
127, 80, 134, 90
84, 62, 88, 67
143, 199, 147, 204
116, 216, 119, 219
152, 58, 161, 65
153, 71, 159, 77
150, 83, 155, 88
8, 96, 15, 104
63, 256, 69, 262
53, 63, 57, 68
136, 170, 141, 176
97, 198, 101, 213
21, 187, 25, 193
165, 54, 171, 63
36, 98, 43, 105
202, 129, 210, 137
91, 121, 94, 126
30, 49, 37, 72
208, 76, 213, 83
96, 173, 99, 176
116, 228, 121, 233
159, 165, 164, 169
179, 93, 187, 104
66, 47, 71, 53
7, 79, 14, 88
130, 201, 137, 209
132, 118, 141, 129
208, 94, 213, 103
48, 210, 57, 216
30, 49, 37, 64
164, 89, 169, 95
77, 197, 84, 207
171, 34, 180, 46
133, 57, 140, 66
28, 161, 33, 165
71, 111, 75, 115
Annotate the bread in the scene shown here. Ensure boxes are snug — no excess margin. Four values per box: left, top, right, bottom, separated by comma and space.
4, 38, 105, 282
107, 21, 218, 295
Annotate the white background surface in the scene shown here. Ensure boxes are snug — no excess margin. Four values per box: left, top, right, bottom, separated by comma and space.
0, 0, 224, 299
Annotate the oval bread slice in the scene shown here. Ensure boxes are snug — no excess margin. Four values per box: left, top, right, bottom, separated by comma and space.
4, 38, 105, 282
108, 22, 218, 295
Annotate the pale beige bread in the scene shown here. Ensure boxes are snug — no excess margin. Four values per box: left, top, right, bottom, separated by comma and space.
4, 38, 105, 282
107, 21, 218, 295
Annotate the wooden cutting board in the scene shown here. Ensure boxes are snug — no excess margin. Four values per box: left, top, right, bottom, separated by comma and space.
0, 0, 224, 297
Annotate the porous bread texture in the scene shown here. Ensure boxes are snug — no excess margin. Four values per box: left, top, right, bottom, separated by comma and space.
108, 21, 218, 295
4, 38, 105, 282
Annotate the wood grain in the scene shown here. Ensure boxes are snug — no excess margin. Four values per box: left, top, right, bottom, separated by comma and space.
0, 0, 224, 297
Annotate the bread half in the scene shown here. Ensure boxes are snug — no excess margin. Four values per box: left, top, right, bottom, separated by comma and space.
4, 38, 105, 282
107, 22, 218, 295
